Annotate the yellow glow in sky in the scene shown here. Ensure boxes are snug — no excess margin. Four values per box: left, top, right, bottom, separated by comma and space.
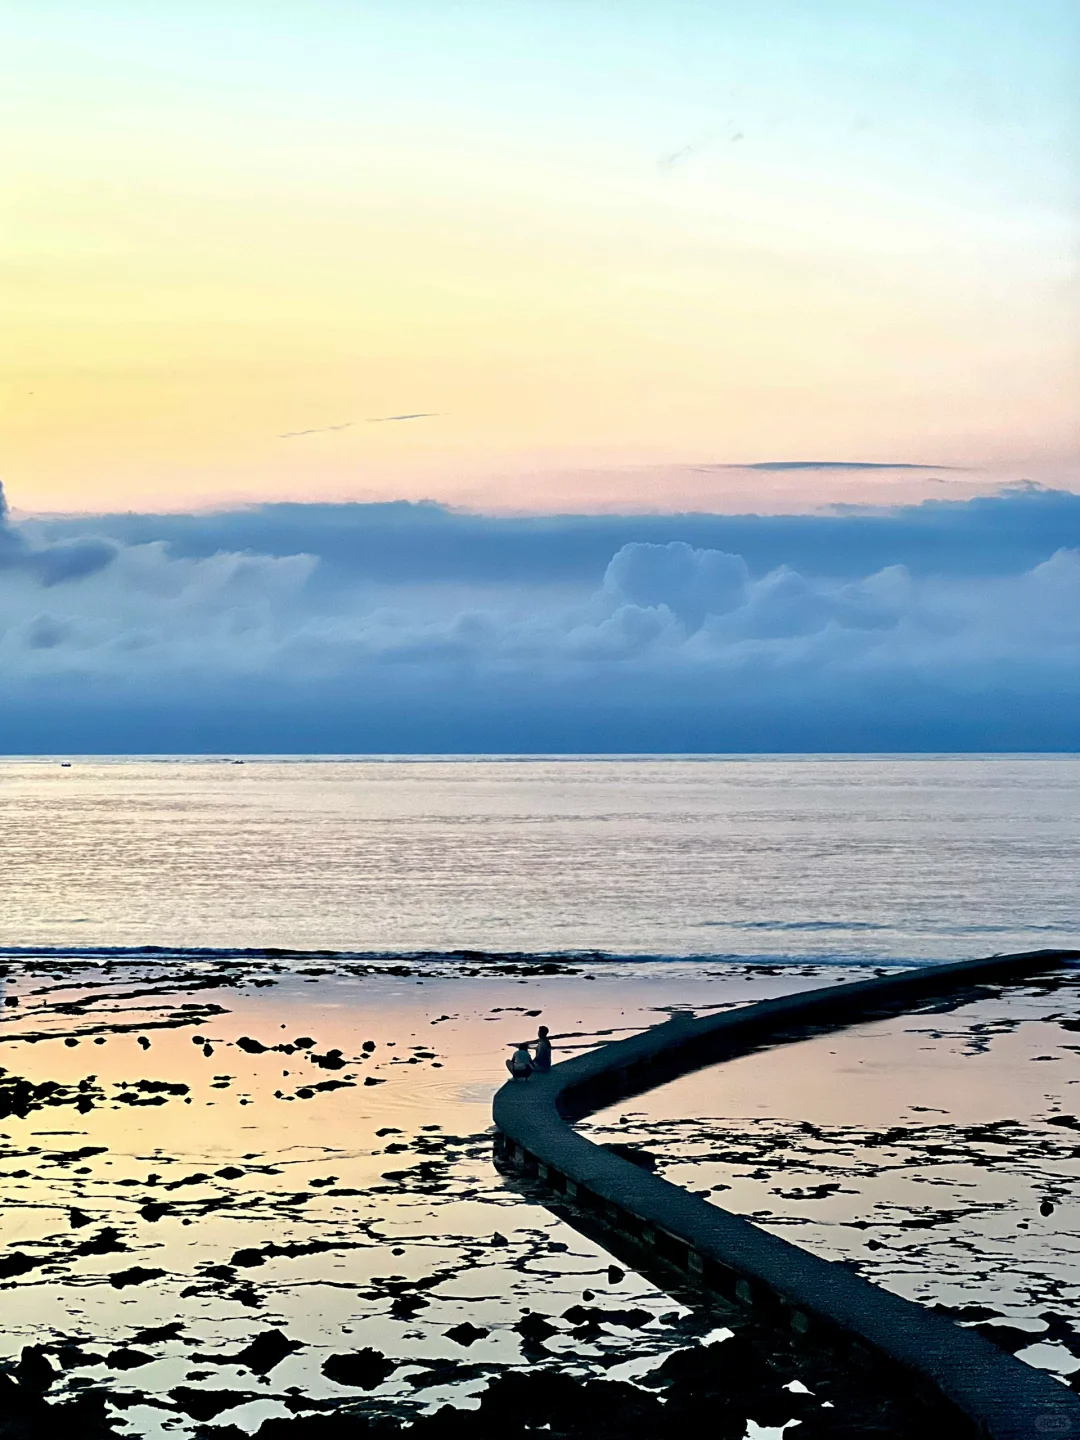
1, 2, 1076, 513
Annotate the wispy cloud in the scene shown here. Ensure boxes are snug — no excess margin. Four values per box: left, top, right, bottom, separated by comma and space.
658, 128, 744, 170
713, 461, 964, 473
657, 131, 715, 170
279, 421, 357, 439
280, 412, 437, 439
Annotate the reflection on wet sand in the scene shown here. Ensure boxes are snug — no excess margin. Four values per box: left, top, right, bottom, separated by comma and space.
1, 954, 869, 1438
5, 953, 1073, 1437
581, 968, 1080, 1389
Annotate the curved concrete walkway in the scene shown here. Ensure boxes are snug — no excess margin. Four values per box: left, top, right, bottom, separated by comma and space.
493, 950, 1080, 1440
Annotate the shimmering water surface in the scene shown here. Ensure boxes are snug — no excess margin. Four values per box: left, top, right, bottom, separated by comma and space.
1, 755, 1078, 959
1, 756, 1078, 1435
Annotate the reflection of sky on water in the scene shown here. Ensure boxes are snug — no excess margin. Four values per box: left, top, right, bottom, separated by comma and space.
2, 757, 1078, 960
582, 970, 1080, 1382
2, 959, 824, 1438
4, 953, 1078, 1435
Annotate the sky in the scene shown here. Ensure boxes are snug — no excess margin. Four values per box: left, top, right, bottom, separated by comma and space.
1, 0, 1077, 515
0, 4, 1077, 752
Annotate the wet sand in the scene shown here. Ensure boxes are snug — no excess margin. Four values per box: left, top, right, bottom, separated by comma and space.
1, 953, 878, 1438
3, 952, 1075, 1436
581, 966, 1080, 1387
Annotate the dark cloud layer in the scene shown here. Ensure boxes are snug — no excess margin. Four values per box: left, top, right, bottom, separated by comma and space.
28, 483, 1080, 586
0, 481, 118, 587
2, 482, 1078, 753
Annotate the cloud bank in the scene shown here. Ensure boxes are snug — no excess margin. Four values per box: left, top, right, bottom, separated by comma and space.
2, 481, 1079, 752
28, 482, 1080, 585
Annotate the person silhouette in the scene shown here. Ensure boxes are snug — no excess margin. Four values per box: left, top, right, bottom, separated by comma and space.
532, 1025, 552, 1073
506, 1043, 533, 1080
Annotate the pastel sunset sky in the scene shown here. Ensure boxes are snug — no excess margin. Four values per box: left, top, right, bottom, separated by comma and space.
1, 0, 1077, 516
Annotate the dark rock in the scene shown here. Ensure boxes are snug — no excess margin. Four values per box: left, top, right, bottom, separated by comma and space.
930, 1302, 1001, 1322
230, 1247, 267, 1268
561, 1305, 653, 1330
471, 1368, 666, 1439
0, 1378, 125, 1438
310, 1050, 346, 1070
390, 1293, 429, 1318
251, 1417, 386, 1438
514, 1313, 559, 1345
0, 1252, 37, 1279
232, 1329, 302, 1374
55, 1344, 104, 1369
647, 1337, 772, 1397
16, 1346, 58, 1393
445, 1323, 488, 1347
321, 1348, 397, 1390
78, 1227, 126, 1255
1040, 1313, 1080, 1355
105, 1349, 154, 1370
169, 1386, 256, 1421
128, 1321, 184, 1344
109, 1266, 166, 1288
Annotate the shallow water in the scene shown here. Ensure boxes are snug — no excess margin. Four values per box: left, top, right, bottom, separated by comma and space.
582, 967, 1080, 1382
2, 953, 837, 1437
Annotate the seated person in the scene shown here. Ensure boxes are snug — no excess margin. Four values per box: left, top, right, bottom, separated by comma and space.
532, 1025, 552, 1073
506, 1044, 533, 1079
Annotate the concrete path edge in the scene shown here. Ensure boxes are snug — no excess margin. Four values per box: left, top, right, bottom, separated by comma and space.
492, 949, 1080, 1440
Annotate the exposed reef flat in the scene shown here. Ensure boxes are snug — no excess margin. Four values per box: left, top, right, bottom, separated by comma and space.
1, 952, 1077, 1437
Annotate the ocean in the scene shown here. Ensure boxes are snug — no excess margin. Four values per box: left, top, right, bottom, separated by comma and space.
2, 754, 1078, 961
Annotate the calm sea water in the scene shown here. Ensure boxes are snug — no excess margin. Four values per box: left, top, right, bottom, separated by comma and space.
1, 755, 1077, 961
